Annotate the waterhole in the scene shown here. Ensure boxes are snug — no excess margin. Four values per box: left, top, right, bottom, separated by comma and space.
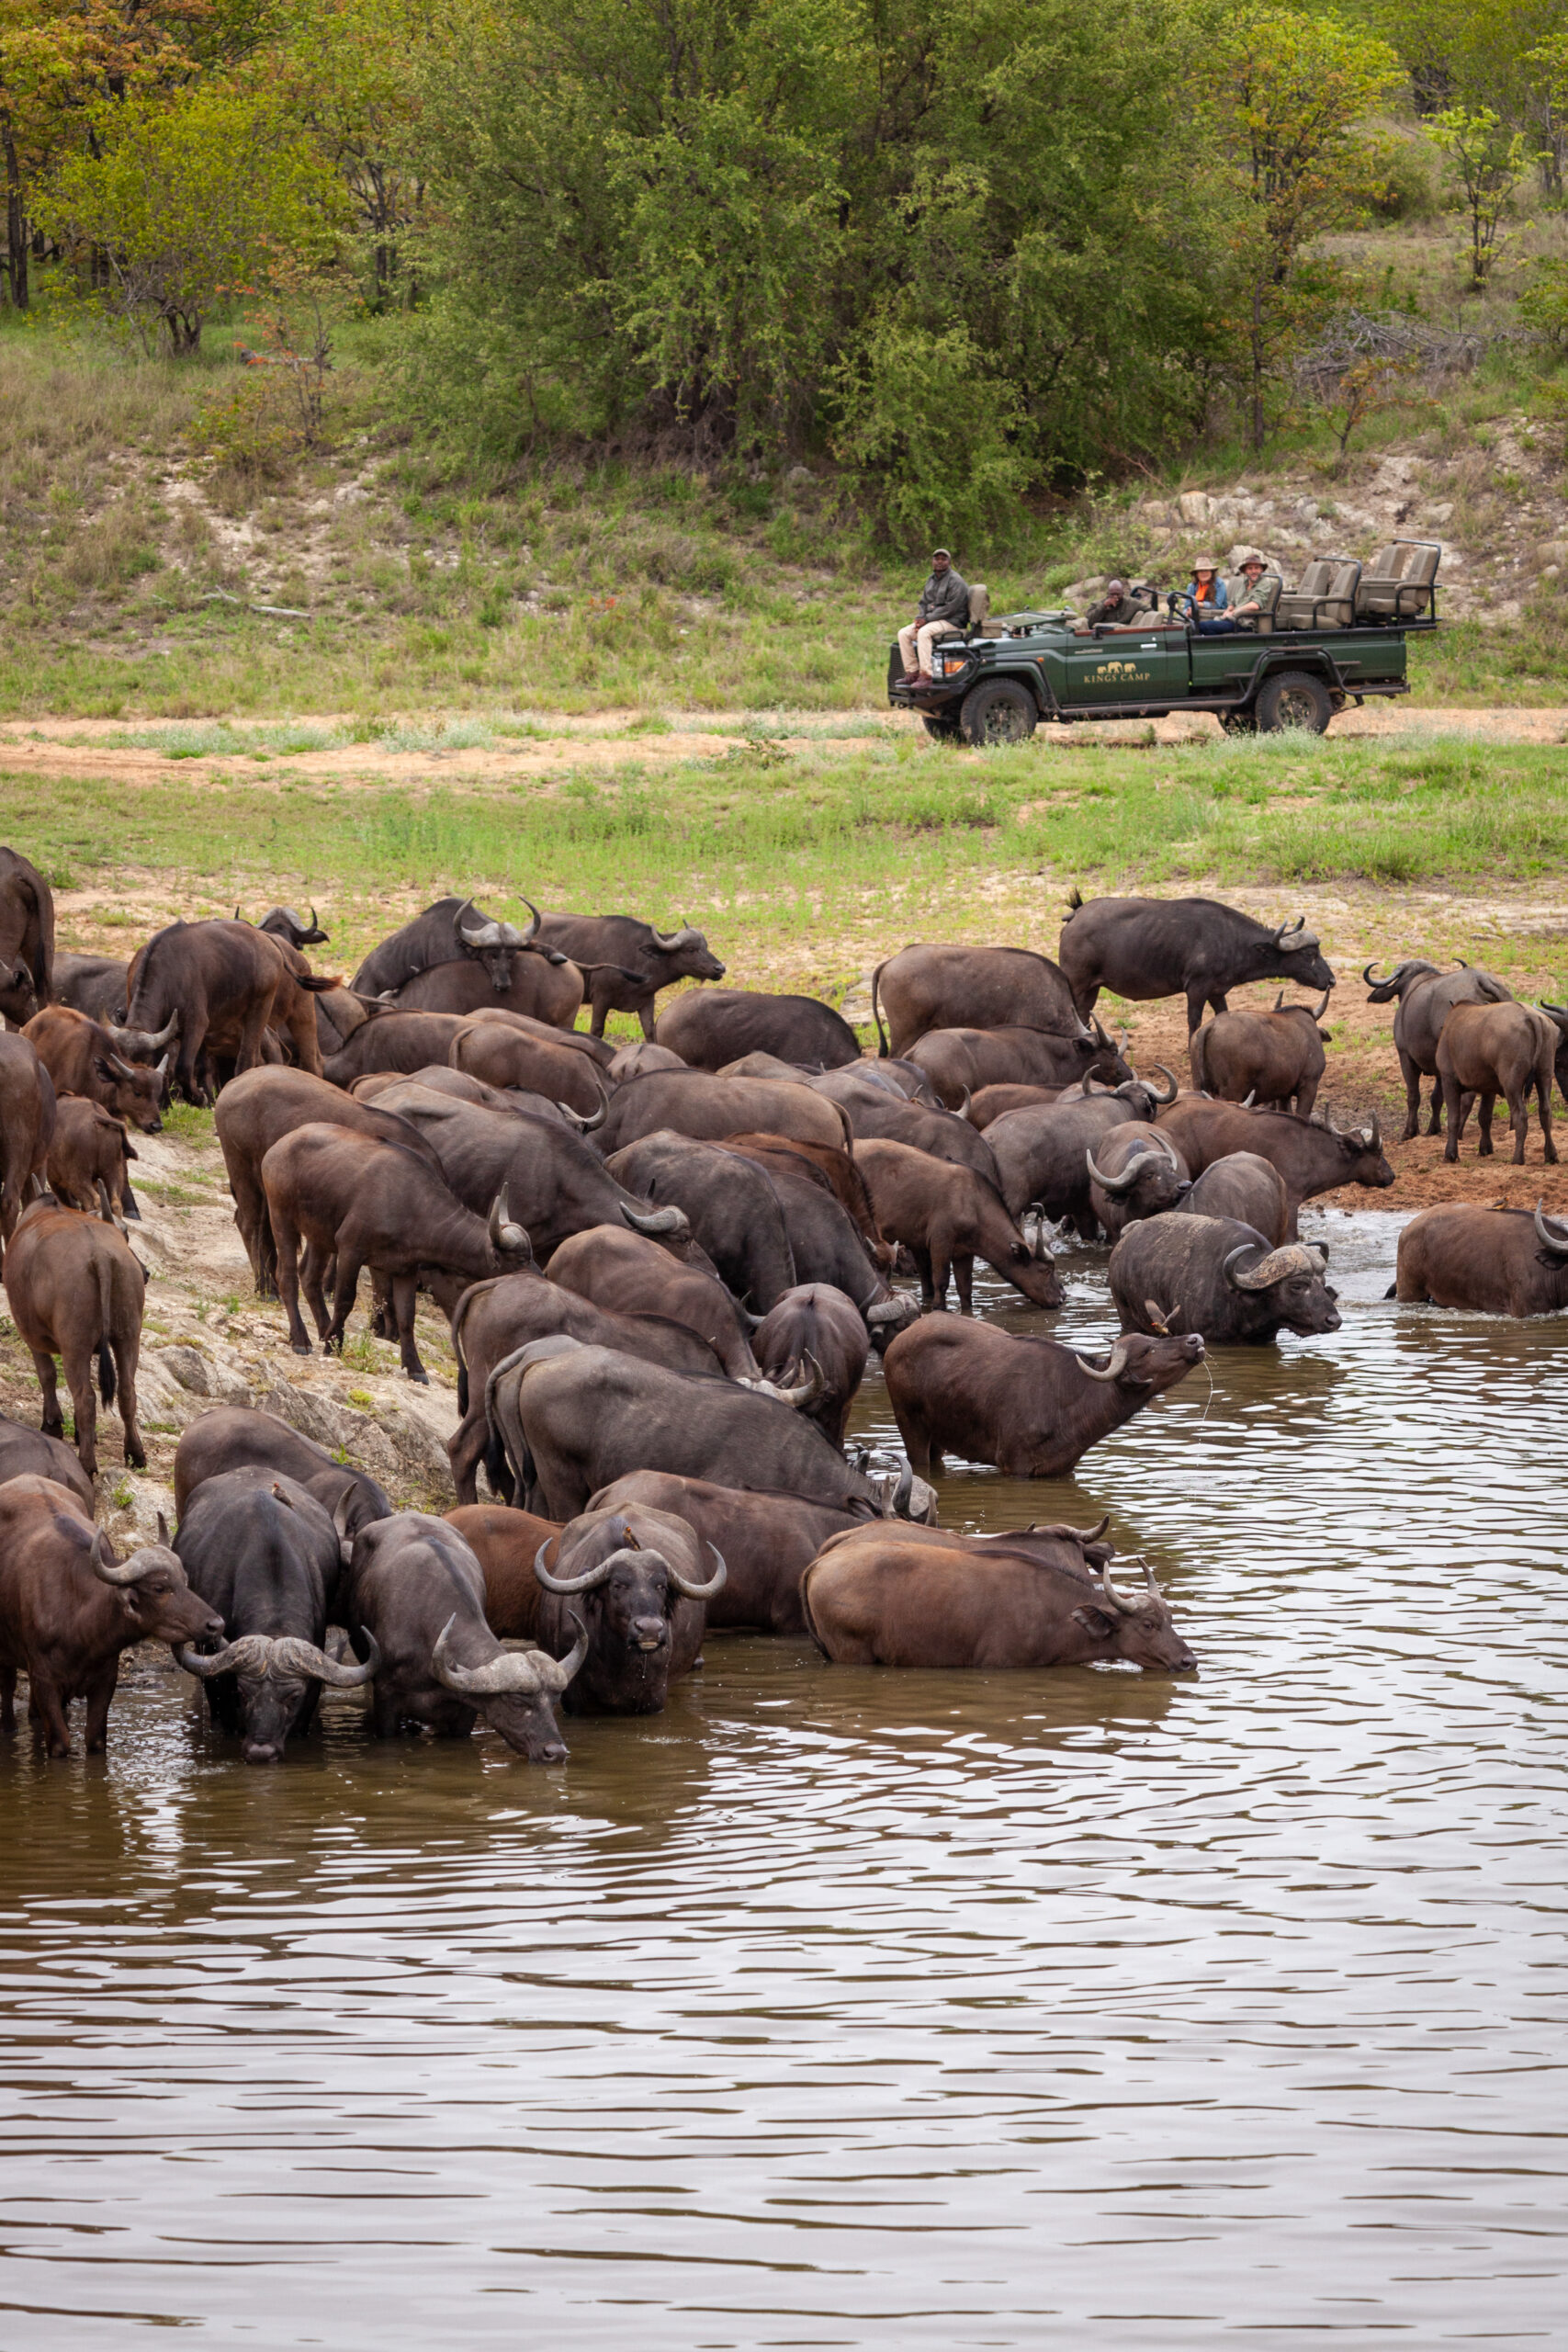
1, 1210, 1563, 2347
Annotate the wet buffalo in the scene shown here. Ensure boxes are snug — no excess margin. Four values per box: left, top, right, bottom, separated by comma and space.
173, 1469, 375, 1763
525, 1503, 725, 1715
22, 1005, 168, 1132
1179, 1150, 1289, 1244
4, 1200, 148, 1476
1189, 989, 1332, 1114
873, 943, 1088, 1057
1437, 1002, 1559, 1166
655, 987, 862, 1072
1059, 890, 1337, 1035
985, 1080, 1173, 1231
907, 1020, 1132, 1109
722, 1139, 916, 1340
1156, 1097, 1393, 1237
536, 912, 726, 1038
1364, 958, 1512, 1136
802, 1521, 1197, 1674
883, 1317, 1203, 1477
261, 1122, 533, 1379
585, 1472, 889, 1635
342, 1511, 582, 1758
0, 846, 54, 1016
751, 1283, 869, 1446
0, 1409, 95, 1509
1085, 1126, 1190, 1240
0, 1476, 221, 1756
547, 1224, 790, 1388
173, 1405, 393, 1533
0, 1032, 55, 1245
597, 1069, 853, 1156
47, 1098, 138, 1221
856, 1136, 1063, 1313
351, 894, 554, 996
605, 1132, 796, 1312
51, 953, 130, 1026
1394, 1201, 1568, 1317
1110, 1214, 1339, 1345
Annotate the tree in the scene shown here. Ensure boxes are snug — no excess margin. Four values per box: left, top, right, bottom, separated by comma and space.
1200, 8, 1402, 451
38, 77, 340, 350
1424, 106, 1537, 288
278, 0, 425, 308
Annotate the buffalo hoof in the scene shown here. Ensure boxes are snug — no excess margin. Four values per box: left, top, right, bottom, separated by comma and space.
127, 1447, 146, 1471
406, 1370, 429, 1386
291, 1340, 312, 1357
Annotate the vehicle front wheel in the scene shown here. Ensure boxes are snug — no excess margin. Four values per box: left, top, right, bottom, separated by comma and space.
959, 679, 1038, 748
922, 712, 963, 741
1257, 670, 1334, 735
1219, 707, 1258, 737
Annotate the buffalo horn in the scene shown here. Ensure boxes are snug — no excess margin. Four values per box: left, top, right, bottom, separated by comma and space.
1311, 987, 1332, 1021
1141, 1064, 1179, 1104
1074, 1340, 1130, 1384
90, 1528, 177, 1587
622, 1202, 689, 1238
535, 1536, 618, 1596
433, 1615, 553, 1696
1224, 1240, 1325, 1291
1069, 1512, 1111, 1543
557, 1092, 608, 1133
1540, 1001, 1568, 1026
517, 893, 543, 945
332, 1488, 358, 1560
106, 1049, 139, 1081
1361, 961, 1382, 987
891, 1462, 914, 1518
669, 1542, 728, 1601
1077, 1071, 1097, 1098
865, 1295, 908, 1326
1086, 1143, 1140, 1197
956, 1085, 972, 1120
772, 1352, 825, 1409
487, 1189, 532, 1256
651, 917, 699, 951
1273, 989, 1284, 1011
1534, 1200, 1568, 1255
1100, 1555, 1158, 1616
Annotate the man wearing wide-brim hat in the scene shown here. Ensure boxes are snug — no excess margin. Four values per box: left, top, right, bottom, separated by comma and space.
898, 548, 969, 684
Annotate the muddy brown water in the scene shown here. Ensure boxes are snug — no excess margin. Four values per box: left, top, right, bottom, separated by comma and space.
2, 1210, 1564, 2347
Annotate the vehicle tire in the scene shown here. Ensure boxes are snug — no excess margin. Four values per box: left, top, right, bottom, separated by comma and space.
922, 712, 963, 741
1257, 670, 1334, 735
959, 679, 1038, 748
1219, 707, 1258, 736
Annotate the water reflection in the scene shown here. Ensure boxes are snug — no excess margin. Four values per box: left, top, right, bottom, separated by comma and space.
0, 1210, 1564, 2347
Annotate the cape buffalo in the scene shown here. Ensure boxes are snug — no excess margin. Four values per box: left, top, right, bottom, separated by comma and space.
0, 1032, 55, 1245
342, 1511, 583, 1758
1110, 1214, 1340, 1344
0, 954, 36, 1027
22, 1005, 168, 1132
4, 1199, 149, 1476
547, 1224, 788, 1388
1189, 989, 1332, 1114
322, 1010, 472, 1085
354, 1065, 578, 1123
352, 894, 555, 996
173, 1469, 376, 1763
261, 1122, 533, 1380
610, 1040, 687, 1078
721, 1141, 916, 1340
605, 1132, 796, 1311
1180, 1150, 1289, 1243
51, 953, 130, 1025
488, 1337, 895, 1521
1364, 958, 1513, 1136
447, 1270, 726, 1503
655, 987, 862, 1071
873, 944, 1088, 1057
1085, 1126, 1190, 1241
985, 1081, 1172, 1230
524, 1502, 725, 1715
907, 1020, 1131, 1108
855, 1136, 1063, 1313
380, 950, 585, 1030
0, 1476, 222, 1756
966, 1083, 1066, 1129
597, 1069, 853, 1156
752, 1283, 869, 1446
1059, 889, 1337, 1035
883, 1317, 1203, 1476
47, 1098, 137, 1221
447, 1017, 609, 1115
0, 1410, 95, 1509
807, 1070, 1006, 1182
536, 912, 726, 1037
1394, 1201, 1568, 1316
173, 1406, 393, 1532
0, 846, 53, 1013
801, 1521, 1197, 1673
124, 919, 330, 1103
1437, 1002, 1559, 1165
216, 1065, 446, 1294
584, 1472, 888, 1634
1156, 1097, 1393, 1236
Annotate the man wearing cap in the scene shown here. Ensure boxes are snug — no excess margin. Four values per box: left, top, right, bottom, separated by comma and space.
1084, 577, 1144, 629
898, 548, 969, 684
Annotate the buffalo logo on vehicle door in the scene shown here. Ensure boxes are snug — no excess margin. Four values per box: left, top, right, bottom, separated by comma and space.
1089, 659, 1149, 684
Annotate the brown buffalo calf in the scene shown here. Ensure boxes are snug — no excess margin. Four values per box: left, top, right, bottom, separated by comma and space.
0, 1476, 222, 1755
854, 1136, 1063, 1314
3, 1200, 149, 1476
446, 1503, 566, 1636
1438, 1002, 1559, 1166
0, 1032, 55, 1247
46, 1096, 137, 1218
22, 1004, 166, 1131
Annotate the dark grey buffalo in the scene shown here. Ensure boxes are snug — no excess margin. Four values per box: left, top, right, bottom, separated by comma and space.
173, 1406, 394, 1533
51, 954, 130, 1026
1179, 1150, 1289, 1244
986, 1075, 1176, 1229
351, 895, 556, 996
1363, 958, 1514, 1136
907, 1020, 1131, 1108
0, 1409, 95, 1509
587, 1471, 886, 1635
0, 846, 54, 1019
342, 1511, 584, 1758
173, 1468, 375, 1763
721, 1143, 917, 1341
536, 912, 726, 1037
873, 943, 1089, 1056
605, 1131, 796, 1311
1085, 1126, 1190, 1240
1059, 890, 1337, 1035
751, 1282, 869, 1447
1394, 1202, 1568, 1317
1156, 1096, 1393, 1237
532, 1504, 726, 1715
656, 987, 862, 1071
257, 905, 329, 949
1110, 1214, 1340, 1345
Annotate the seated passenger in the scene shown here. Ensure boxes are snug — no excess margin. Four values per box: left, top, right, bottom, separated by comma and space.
1178, 557, 1228, 629
897, 548, 970, 684
1084, 577, 1143, 629
1225, 553, 1273, 628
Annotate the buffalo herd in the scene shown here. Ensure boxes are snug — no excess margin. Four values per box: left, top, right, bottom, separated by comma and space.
0, 851, 1564, 1766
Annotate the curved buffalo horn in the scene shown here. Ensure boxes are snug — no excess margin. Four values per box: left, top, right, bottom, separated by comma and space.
1363, 1110, 1381, 1151
1273, 916, 1304, 944
1273, 989, 1284, 1011
1540, 1001, 1568, 1030
1069, 1512, 1111, 1543
534, 1536, 618, 1596
1092, 1015, 1112, 1046
891, 1462, 914, 1519
557, 1093, 607, 1132
331, 1488, 357, 1559
90, 1528, 176, 1587
1534, 1199, 1568, 1254
487, 1189, 532, 1257
1077, 1071, 1098, 1098
1099, 1555, 1157, 1616
278, 1632, 379, 1686
177, 1630, 381, 1683
106, 1049, 140, 1081
457, 902, 504, 948
1239, 1089, 1257, 1108
1074, 1339, 1130, 1384
865, 1295, 908, 1326
434, 1615, 553, 1696
621, 1202, 689, 1238
177, 1634, 274, 1679
516, 893, 543, 945
1147, 1129, 1183, 1170
1086, 1143, 1140, 1196
956, 1085, 972, 1120
1362, 961, 1382, 987
1224, 1240, 1325, 1291
1143, 1064, 1178, 1104
771, 1352, 825, 1410
669, 1542, 728, 1601
1311, 987, 1332, 1021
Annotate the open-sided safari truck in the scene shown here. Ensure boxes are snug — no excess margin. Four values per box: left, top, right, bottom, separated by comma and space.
887, 541, 1441, 746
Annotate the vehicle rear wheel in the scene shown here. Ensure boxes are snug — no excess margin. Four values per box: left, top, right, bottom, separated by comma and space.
1219, 707, 1258, 736
959, 679, 1037, 748
1257, 670, 1334, 735
922, 713, 963, 741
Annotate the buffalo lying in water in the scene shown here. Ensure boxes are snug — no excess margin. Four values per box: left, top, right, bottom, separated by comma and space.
1110, 1214, 1340, 1345
883, 1317, 1203, 1476
585, 1471, 893, 1636
1059, 890, 1336, 1035
1394, 1201, 1568, 1317
801, 1521, 1197, 1674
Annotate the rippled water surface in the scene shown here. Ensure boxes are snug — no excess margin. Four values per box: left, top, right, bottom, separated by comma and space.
3, 1209, 1565, 2348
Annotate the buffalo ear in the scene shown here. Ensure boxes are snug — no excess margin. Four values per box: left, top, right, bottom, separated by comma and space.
1071, 1604, 1116, 1638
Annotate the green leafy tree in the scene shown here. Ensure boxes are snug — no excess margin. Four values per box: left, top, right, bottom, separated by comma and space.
1424, 105, 1537, 288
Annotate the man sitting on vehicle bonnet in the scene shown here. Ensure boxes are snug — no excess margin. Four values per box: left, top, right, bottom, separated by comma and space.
898, 548, 969, 684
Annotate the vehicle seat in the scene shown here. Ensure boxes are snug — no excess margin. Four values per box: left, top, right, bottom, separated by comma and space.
1353, 543, 1408, 620
1275, 558, 1359, 630
1391, 541, 1439, 619
1319, 560, 1361, 628
966, 583, 991, 637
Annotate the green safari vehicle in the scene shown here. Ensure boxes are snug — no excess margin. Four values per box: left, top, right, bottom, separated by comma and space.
886, 541, 1441, 745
